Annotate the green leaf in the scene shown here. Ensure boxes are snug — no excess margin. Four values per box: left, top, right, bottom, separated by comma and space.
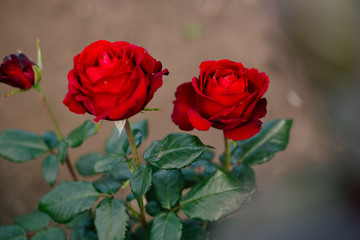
43, 131, 59, 150
203, 162, 218, 178
0, 130, 49, 163
94, 198, 129, 240
180, 170, 253, 221
105, 119, 148, 155
146, 133, 207, 169
152, 170, 185, 209
231, 164, 256, 190
181, 220, 208, 240
106, 162, 132, 182
32, 227, 66, 240
66, 120, 96, 148
42, 154, 59, 186
66, 212, 92, 229
0, 225, 26, 240
239, 119, 293, 165
182, 169, 201, 188
76, 152, 105, 176
93, 175, 121, 195
39, 181, 99, 223
145, 201, 161, 217
191, 149, 215, 168
143, 141, 159, 162
71, 228, 98, 240
57, 139, 68, 164
14, 210, 51, 232
93, 154, 126, 173
130, 164, 152, 206
150, 212, 182, 240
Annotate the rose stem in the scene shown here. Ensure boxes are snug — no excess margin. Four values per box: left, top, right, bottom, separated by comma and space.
224, 135, 231, 172
34, 84, 78, 181
124, 119, 147, 229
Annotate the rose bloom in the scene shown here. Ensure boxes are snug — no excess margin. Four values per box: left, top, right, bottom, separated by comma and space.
63, 40, 168, 121
172, 60, 269, 141
0, 53, 35, 90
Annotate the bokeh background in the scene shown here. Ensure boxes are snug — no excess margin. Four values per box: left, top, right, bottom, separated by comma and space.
1, 0, 360, 239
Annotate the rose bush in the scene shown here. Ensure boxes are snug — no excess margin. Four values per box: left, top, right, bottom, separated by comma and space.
63, 40, 169, 122
0, 53, 35, 90
172, 59, 269, 141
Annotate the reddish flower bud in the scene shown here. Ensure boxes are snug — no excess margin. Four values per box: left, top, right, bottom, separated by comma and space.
0, 53, 36, 90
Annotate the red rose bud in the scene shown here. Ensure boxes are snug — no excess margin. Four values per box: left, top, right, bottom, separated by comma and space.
63, 40, 169, 122
172, 59, 269, 141
0, 53, 36, 90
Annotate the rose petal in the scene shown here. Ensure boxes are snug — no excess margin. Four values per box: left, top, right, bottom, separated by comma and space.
187, 109, 212, 131
223, 119, 262, 141
171, 82, 196, 131
63, 92, 87, 114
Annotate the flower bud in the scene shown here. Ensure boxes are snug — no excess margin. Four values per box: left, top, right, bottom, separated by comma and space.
0, 53, 36, 90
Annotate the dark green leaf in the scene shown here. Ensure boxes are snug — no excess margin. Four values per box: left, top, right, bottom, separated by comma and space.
14, 210, 51, 232
66, 120, 95, 148
42, 154, 59, 186
106, 162, 132, 182
146, 133, 207, 169
93, 154, 126, 173
32, 227, 66, 240
143, 141, 159, 162
240, 119, 293, 165
43, 131, 59, 150
130, 164, 152, 206
126, 193, 135, 202
0, 130, 49, 163
150, 212, 182, 240
191, 149, 215, 168
145, 201, 161, 217
203, 162, 218, 178
231, 164, 256, 189
94, 198, 129, 240
181, 220, 208, 240
93, 175, 121, 195
39, 181, 99, 223
71, 228, 98, 240
180, 170, 252, 221
182, 169, 201, 188
0, 225, 26, 240
66, 212, 92, 229
76, 152, 104, 176
57, 139, 68, 164
152, 170, 184, 209
105, 119, 148, 155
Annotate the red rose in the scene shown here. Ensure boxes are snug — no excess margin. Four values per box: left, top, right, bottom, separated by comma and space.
0, 53, 35, 90
171, 59, 269, 141
63, 40, 168, 121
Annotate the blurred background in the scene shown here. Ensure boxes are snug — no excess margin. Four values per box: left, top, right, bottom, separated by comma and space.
0, 0, 359, 239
